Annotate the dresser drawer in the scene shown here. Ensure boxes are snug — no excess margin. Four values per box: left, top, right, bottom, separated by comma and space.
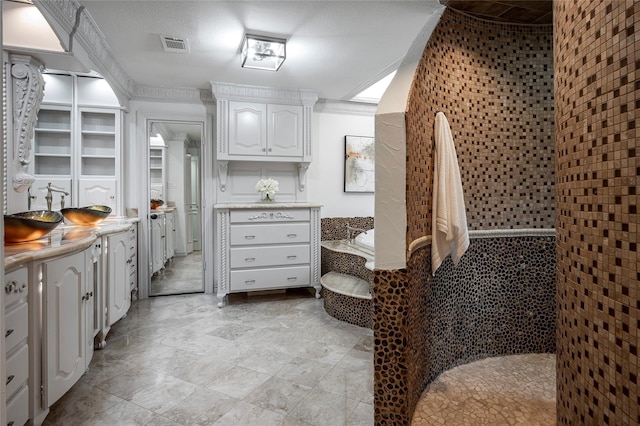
6, 383, 29, 426
6, 343, 28, 398
4, 267, 28, 308
5, 302, 28, 352
230, 244, 310, 268
230, 209, 310, 223
231, 266, 310, 292
230, 223, 310, 246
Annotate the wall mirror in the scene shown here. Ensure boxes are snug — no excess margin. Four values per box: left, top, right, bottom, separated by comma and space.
147, 119, 204, 296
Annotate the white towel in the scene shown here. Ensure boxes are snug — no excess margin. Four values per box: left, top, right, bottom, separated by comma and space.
432, 111, 469, 274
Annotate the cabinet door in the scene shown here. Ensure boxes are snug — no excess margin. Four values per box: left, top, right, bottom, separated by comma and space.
151, 214, 165, 274
228, 101, 266, 156
43, 251, 85, 406
107, 232, 130, 326
79, 178, 117, 210
165, 211, 175, 260
267, 104, 303, 157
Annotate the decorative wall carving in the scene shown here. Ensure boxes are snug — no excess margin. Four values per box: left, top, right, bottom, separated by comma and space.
10, 55, 44, 193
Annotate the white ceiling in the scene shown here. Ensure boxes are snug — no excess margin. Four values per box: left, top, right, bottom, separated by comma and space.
76, 0, 444, 101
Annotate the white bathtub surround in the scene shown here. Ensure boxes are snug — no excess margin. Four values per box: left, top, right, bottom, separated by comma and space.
431, 111, 469, 274
321, 272, 371, 300
321, 239, 374, 271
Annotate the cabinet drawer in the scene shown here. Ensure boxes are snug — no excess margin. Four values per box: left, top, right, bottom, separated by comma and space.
4, 267, 28, 307
231, 266, 310, 292
230, 209, 310, 223
6, 383, 29, 426
230, 244, 310, 268
6, 343, 28, 398
5, 302, 28, 351
230, 223, 310, 246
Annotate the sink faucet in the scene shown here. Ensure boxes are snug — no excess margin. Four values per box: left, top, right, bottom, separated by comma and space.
27, 187, 37, 210
346, 223, 368, 243
46, 182, 69, 211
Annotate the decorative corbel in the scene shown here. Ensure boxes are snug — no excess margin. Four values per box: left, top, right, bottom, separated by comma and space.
218, 160, 229, 191
298, 163, 309, 191
11, 55, 44, 193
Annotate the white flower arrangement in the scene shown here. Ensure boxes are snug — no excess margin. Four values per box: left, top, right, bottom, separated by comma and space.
255, 178, 279, 200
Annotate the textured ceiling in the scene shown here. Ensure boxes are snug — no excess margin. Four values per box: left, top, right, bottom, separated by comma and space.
441, 0, 553, 24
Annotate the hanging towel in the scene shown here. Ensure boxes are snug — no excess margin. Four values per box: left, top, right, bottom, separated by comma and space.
432, 111, 469, 274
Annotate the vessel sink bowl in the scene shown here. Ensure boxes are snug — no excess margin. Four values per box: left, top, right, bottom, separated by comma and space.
150, 199, 164, 210
4, 210, 63, 243
61, 205, 112, 226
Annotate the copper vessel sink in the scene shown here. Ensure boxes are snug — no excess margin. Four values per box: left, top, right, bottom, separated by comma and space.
4, 210, 63, 243
150, 199, 164, 210
61, 205, 112, 226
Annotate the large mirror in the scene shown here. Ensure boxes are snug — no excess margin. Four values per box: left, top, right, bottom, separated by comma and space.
147, 120, 204, 296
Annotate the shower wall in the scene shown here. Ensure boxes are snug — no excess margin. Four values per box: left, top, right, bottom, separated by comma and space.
555, 1, 639, 424
374, 8, 555, 424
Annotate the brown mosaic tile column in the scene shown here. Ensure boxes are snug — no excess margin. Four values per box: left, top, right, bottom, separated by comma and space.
554, 1, 639, 424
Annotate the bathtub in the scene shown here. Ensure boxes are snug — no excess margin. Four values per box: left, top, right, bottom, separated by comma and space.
354, 228, 374, 252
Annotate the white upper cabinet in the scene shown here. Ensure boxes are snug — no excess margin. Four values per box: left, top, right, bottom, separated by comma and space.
228, 102, 303, 158
211, 82, 317, 164
29, 73, 122, 213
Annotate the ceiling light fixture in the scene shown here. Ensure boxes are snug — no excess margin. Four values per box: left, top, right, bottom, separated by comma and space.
241, 34, 286, 71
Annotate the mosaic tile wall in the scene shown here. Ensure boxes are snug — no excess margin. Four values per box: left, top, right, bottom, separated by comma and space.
405, 8, 554, 244
374, 8, 555, 425
554, 1, 639, 424
320, 217, 374, 242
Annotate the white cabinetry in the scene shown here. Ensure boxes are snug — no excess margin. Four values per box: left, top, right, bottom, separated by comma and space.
106, 231, 130, 327
215, 205, 321, 307
151, 212, 166, 274
165, 210, 176, 261
4, 267, 29, 426
149, 144, 166, 200
41, 250, 91, 407
228, 102, 302, 158
28, 74, 122, 214
128, 224, 138, 298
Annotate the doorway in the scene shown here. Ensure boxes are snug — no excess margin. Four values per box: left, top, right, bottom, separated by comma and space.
147, 120, 204, 296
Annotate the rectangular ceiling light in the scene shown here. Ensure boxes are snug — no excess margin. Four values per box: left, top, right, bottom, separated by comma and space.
241, 34, 286, 71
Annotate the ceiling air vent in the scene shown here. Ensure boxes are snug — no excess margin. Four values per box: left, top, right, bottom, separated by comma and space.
160, 35, 189, 53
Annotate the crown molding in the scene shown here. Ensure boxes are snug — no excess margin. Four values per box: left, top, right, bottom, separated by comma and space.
210, 82, 318, 106
132, 84, 215, 104
34, 0, 133, 106
314, 99, 377, 116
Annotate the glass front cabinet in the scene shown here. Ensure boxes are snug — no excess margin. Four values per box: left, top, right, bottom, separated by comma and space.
29, 73, 122, 214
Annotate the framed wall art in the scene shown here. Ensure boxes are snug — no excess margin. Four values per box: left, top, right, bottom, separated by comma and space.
344, 135, 375, 193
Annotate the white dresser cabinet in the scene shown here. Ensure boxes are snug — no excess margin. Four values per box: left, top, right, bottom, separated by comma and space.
215, 204, 321, 307
151, 211, 166, 274
165, 209, 176, 261
4, 267, 29, 426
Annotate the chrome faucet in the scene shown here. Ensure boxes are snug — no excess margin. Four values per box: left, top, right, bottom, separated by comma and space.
46, 182, 69, 211
346, 223, 368, 243
27, 187, 37, 210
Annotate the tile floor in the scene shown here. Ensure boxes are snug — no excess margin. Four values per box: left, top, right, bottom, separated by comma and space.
412, 353, 556, 425
151, 251, 204, 295
43, 290, 374, 426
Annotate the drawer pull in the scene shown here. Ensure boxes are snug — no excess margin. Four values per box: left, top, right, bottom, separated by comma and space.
244, 280, 256, 284
6, 374, 14, 385
244, 235, 256, 240
5, 280, 17, 294
5, 329, 14, 338
287, 255, 297, 260
287, 277, 298, 282
9, 421, 14, 426
287, 234, 297, 238
244, 257, 256, 262
19, 283, 26, 292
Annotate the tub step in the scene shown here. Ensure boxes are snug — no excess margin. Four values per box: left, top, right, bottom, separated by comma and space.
321, 272, 371, 300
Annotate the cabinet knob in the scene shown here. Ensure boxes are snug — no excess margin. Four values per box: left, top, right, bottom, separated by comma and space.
287, 255, 297, 260
244, 257, 255, 262
4, 280, 17, 294
287, 234, 297, 238
6, 374, 14, 385
287, 277, 298, 282
268, 148, 272, 152
262, 147, 266, 152
244, 235, 256, 240
18, 283, 26, 292
244, 280, 256, 284
5, 329, 14, 338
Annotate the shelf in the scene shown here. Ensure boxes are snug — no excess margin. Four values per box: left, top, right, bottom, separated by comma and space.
35, 128, 72, 134
35, 153, 71, 158
81, 111, 115, 133
35, 157, 71, 175
36, 109, 71, 130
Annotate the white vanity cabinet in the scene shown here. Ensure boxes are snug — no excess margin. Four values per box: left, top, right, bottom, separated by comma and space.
4, 267, 29, 426
151, 211, 166, 274
215, 204, 321, 307
105, 230, 130, 327
228, 102, 303, 159
128, 224, 138, 298
165, 209, 176, 261
40, 249, 92, 408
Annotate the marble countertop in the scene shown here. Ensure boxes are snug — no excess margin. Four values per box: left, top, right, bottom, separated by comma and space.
4, 217, 136, 271
214, 202, 323, 209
